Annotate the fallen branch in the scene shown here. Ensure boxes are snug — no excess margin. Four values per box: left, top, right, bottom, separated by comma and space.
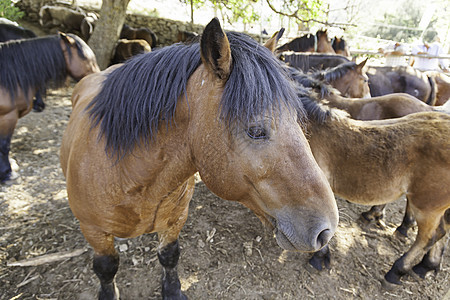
7, 248, 87, 267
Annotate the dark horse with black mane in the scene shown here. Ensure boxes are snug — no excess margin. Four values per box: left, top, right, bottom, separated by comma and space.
276, 29, 335, 54
60, 18, 339, 299
282, 52, 350, 72
367, 65, 436, 105
0, 23, 46, 112
331, 36, 350, 56
0, 32, 99, 184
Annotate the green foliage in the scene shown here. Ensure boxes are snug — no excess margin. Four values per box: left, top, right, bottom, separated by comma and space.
0, 0, 24, 21
214, 0, 260, 26
266, 0, 327, 28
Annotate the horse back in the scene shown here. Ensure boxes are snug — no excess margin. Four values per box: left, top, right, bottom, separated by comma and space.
0, 23, 36, 42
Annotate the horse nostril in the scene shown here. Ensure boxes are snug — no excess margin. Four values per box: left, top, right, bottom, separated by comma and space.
316, 228, 333, 249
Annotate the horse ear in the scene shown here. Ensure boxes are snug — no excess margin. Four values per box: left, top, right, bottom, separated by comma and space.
200, 18, 232, 81
59, 31, 76, 46
356, 58, 368, 71
264, 28, 285, 53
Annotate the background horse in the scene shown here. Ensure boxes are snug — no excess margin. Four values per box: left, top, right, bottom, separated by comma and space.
276, 29, 335, 54
120, 23, 158, 48
311, 59, 370, 98
110, 38, 151, 65
281, 52, 350, 72
0, 32, 99, 184
292, 84, 450, 288
331, 36, 350, 56
315, 29, 335, 53
294, 69, 450, 242
425, 71, 450, 106
60, 18, 338, 299
176, 29, 199, 43
0, 23, 45, 112
292, 69, 445, 120
367, 65, 436, 105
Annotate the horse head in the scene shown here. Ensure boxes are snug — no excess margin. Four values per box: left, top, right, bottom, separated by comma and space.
193, 20, 338, 252
58, 32, 100, 80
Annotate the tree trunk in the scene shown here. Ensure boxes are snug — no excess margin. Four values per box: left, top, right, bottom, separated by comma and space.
88, 0, 131, 70
190, 0, 194, 24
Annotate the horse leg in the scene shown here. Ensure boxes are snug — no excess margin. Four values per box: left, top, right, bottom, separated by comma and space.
394, 199, 415, 241
412, 235, 448, 278
156, 178, 194, 299
412, 209, 450, 278
0, 134, 13, 183
308, 244, 331, 271
80, 224, 120, 300
360, 204, 386, 227
0, 111, 19, 183
158, 238, 187, 300
32, 91, 46, 112
383, 209, 446, 288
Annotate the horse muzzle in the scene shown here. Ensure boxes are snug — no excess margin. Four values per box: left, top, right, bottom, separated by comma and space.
269, 208, 337, 252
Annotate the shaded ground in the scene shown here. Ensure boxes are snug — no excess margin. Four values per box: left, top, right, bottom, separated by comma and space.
1, 85, 449, 300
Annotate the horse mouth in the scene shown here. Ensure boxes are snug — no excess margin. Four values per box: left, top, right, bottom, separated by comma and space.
264, 214, 299, 251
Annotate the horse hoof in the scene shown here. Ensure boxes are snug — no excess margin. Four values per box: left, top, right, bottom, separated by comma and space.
306, 258, 323, 273
1, 171, 20, 186
358, 213, 372, 225
380, 278, 401, 291
394, 229, 408, 243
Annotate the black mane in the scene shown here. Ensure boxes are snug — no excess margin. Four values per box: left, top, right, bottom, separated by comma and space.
282, 52, 350, 72
0, 34, 69, 99
276, 33, 316, 52
332, 37, 347, 52
88, 31, 303, 159
287, 67, 333, 124
313, 62, 358, 83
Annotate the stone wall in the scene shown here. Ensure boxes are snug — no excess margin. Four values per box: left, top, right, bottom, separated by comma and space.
15, 0, 265, 46
124, 14, 204, 46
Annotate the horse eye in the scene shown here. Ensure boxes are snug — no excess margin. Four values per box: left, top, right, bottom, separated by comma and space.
246, 126, 267, 139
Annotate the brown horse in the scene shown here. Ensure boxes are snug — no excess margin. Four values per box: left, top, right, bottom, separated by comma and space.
120, 24, 158, 48
276, 29, 335, 54
176, 29, 199, 43
110, 38, 151, 65
425, 71, 450, 106
331, 36, 350, 56
311, 59, 370, 98
293, 84, 450, 288
315, 29, 335, 53
293, 67, 450, 243
0, 32, 99, 184
291, 70, 444, 120
60, 19, 338, 299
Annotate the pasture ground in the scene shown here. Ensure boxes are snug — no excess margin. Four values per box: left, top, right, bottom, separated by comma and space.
1, 84, 449, 300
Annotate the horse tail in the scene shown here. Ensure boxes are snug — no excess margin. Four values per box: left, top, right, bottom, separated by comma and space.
426, 75, 437, 105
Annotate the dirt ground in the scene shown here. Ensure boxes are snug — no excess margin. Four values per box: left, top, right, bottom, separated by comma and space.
1, 82, 449, 300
